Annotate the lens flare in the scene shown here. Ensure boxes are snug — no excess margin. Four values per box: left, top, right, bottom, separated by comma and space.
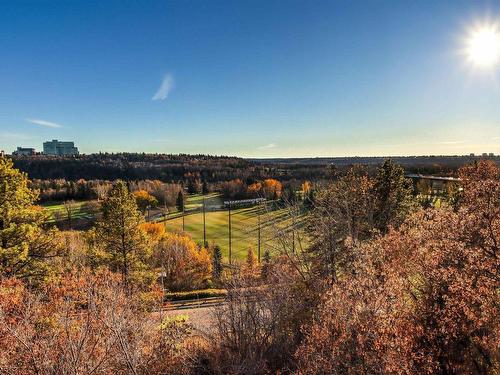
465, 23, 500, 69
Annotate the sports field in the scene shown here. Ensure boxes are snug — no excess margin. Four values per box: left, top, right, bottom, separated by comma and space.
160, 203, 308, 263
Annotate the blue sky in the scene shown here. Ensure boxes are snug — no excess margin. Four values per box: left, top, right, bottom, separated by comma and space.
1, 0, 499, 157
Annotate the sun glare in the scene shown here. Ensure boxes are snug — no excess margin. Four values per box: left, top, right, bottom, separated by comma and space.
465, 23, 500, 69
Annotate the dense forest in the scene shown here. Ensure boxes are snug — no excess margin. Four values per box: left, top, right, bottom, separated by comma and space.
12, 153, 498, 183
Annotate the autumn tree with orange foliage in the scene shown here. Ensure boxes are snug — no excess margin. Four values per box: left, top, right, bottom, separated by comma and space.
297, 160, 499, 374
301, 180, 312, 195
153, 232, 212, 291
247, 182, 263, 198
241, 247, 259, 280
262, 178, 282, 200
140, 222, 166, 241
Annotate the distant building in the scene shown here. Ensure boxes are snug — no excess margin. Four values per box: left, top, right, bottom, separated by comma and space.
43, 140, 79, 156
488, 152, 495, 157
482, 152, 488, 157
13, 147, 36, 156
469, 153, 475, 157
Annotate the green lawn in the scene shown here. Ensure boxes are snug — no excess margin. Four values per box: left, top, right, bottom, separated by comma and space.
160, 203, 308, 263
42, 201, 96, 222
184, 192, 222, 210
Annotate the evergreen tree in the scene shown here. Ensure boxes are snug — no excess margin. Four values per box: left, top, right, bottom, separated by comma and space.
303, 188, 315, 209
261, 249, 271, 280
373, 159, 414, 233
94, 181, 149, 289
246, 247, 257, 269
212, 244, 223, 280
0, 156, 58, 281
244, 247, 258, 278
281, 184, 296, 203
176, 191, 185, 212
187, 179, 198, 194
202, 181, 209, 195
307, 165, 375, 282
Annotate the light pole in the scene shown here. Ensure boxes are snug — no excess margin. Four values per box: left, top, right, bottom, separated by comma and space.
228, 202, 232, 265
163, 207, 169, 230
203, 195, 206, 246
257, 203, 261, 263
182, 200, 185, 232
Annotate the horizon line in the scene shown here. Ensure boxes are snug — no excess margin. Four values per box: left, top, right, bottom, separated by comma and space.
4, 151, 497, 159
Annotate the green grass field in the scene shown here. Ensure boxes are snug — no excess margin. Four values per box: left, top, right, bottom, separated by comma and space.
160, 203, 308, 263
42, 200, 96, 222
184, 192, 221, 210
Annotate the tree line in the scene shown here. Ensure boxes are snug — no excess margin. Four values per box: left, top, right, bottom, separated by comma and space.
12, 153, 330, 183
14, 153, 489, 189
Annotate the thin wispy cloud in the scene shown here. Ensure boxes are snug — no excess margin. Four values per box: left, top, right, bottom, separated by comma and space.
152, 74, 174, 101
257, 143, 277, 150
26, 118, 62, 128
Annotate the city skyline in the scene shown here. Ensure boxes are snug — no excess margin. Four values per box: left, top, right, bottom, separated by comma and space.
1, 1, 500, 157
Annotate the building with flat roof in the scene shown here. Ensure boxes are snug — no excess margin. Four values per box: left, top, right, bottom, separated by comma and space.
43, 140, 79, 156
13, 147, 36, 156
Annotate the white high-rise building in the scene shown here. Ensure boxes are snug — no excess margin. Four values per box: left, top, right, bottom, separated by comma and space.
43, 140, 79, 156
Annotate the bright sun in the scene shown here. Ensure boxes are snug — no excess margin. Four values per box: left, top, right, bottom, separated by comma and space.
465, 23, 500, 69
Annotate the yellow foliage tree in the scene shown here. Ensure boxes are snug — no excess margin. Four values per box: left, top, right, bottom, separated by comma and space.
140, 222, 165, 242
133, 190, 158, 213
153, 233, 212, 291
